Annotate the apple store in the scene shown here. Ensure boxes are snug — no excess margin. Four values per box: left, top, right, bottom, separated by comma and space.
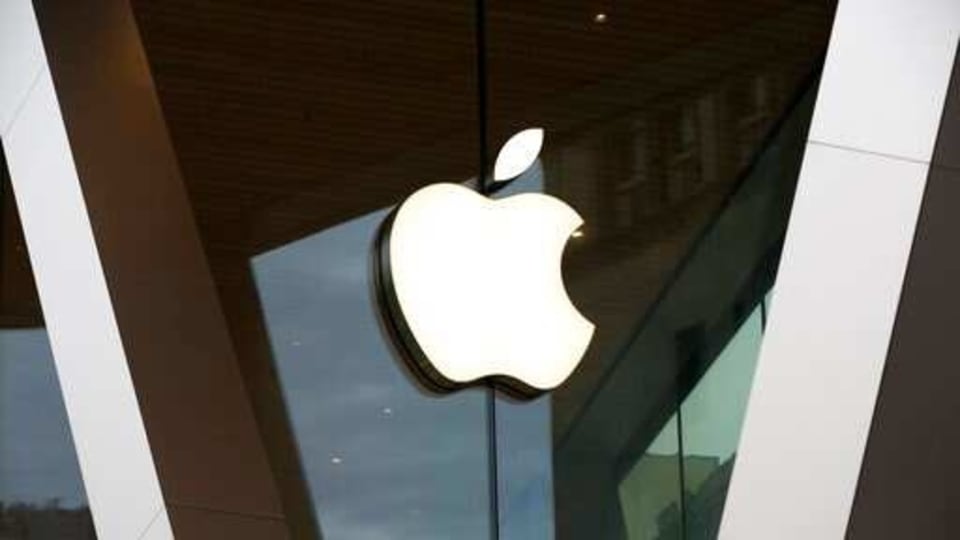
2, 1, 959, 539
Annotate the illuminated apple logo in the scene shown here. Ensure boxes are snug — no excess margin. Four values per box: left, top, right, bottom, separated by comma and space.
375, 128, 594, 398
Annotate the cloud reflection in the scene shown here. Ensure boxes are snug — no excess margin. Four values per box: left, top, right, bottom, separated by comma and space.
253, 209, 492, 540
251, 166, 553, 540
0, 329, 89, 509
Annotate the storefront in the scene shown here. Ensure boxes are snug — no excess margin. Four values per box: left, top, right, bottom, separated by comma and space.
2, 1, 959, 539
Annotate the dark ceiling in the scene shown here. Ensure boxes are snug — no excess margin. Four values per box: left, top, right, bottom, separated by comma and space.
128, 0, 832, 260
2, 0, 836, 432
126, 0, 835, 431
0, 3, 836, 537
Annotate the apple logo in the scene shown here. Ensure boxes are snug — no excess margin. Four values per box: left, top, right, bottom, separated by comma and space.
375, 128, 595, 398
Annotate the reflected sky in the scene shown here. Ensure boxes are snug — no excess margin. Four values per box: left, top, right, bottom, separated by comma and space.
680, 306, 763, 462
0, 328, 88, 508
495, 394, 554, 540
251, 165, 554, 539
253, 209, 491, 540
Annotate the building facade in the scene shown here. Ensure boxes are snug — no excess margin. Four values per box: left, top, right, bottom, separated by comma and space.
0, 0, 957, 539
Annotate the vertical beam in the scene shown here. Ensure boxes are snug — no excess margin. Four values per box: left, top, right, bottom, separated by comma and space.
0, 1, 169, 538
1, 0, 292, 537
719, 0, 960, 538
844, 48, 960, 539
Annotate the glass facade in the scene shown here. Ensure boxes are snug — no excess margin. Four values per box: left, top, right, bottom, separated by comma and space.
251, 209, 493, 540
618, 297, 767, 540
9, 0, 960, 537
0, 161, 95, 539
0, 1, 840, 538
480, 4, 831, 538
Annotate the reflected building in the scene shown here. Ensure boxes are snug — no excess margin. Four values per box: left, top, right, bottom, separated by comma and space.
0, 503, 95, 540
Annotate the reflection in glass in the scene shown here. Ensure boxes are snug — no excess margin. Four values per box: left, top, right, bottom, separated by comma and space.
619, 416, 683, 540
0, 331, 94, 539
252, 210, 491, 540
495, 395, 554, 540
531, 36, 828, 538
129, 3, 485, 535
680, 306, 764, 539
617, 298, 766, 540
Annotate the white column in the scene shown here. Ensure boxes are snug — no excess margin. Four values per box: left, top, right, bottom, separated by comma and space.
0, 1, 170, 539
720, 1, 960, 539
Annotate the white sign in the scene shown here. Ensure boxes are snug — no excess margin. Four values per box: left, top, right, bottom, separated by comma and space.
376, 129, 595, 397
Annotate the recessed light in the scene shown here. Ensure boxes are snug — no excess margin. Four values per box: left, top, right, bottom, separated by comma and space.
594, 13, 608, 24
331, 456, 343, 465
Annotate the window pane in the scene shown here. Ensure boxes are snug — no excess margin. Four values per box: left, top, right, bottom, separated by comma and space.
252, 210, 491, 540
680, 305, 764, 538
482, 2, 836, 539
619, 415, 683, 540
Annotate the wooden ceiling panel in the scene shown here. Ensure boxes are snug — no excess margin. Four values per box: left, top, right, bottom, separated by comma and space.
130, 0, 832, 257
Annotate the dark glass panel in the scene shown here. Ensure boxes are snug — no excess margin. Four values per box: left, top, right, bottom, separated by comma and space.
483, 2, 836, 538
678, 303, 764, 539
618, 415, 683, 540
128, 1, 838, 538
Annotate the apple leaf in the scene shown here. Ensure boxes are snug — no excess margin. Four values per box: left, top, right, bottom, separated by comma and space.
493, 128, 544, 182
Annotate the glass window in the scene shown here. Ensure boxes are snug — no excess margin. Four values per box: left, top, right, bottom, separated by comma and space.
482, 2, 835, 539
128, 1, 838, 538
619, 416, 683, 540
680, 304, 765, 538
252, 209, 492, 540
